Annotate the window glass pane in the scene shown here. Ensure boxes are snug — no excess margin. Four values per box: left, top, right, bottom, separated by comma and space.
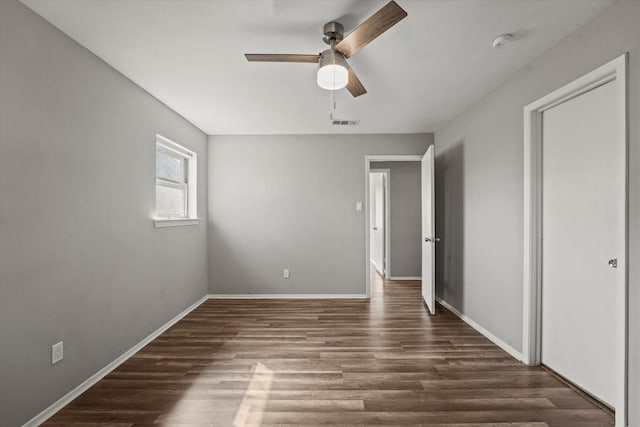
156, 183, 186, 217
156, 149, 185, 182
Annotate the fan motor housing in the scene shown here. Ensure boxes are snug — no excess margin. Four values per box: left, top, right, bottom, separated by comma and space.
319, 49, 347, 65
323, 21, 344, 45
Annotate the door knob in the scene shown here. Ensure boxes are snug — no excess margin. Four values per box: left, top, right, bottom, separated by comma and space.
425, 237, 440, 243
608, 258, 618, 268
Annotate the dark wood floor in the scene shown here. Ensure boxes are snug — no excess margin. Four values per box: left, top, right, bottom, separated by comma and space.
44, 269, 614, 426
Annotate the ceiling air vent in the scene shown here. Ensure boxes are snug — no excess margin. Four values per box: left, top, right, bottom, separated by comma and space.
332, 119, 360, 126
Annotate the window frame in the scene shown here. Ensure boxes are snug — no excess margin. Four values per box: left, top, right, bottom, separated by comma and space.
154, 134, 199, 227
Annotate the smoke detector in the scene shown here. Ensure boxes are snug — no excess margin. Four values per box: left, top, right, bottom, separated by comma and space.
492, 33, 513, 48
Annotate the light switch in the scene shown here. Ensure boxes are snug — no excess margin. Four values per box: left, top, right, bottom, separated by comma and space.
52, 341, 63, 365
356, 202, 363, 211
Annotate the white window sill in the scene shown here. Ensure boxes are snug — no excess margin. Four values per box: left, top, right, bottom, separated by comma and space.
153, 218, 201, 228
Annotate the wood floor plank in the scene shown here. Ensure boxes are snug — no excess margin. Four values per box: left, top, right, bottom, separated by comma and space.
243, 409, 612, 425
43, 267, 614, 426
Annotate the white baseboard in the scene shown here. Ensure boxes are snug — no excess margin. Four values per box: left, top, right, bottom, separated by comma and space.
208, 294, 368, 299
24, 295, 209, 427
436, 297, 522, 361
389, 276, 421, 281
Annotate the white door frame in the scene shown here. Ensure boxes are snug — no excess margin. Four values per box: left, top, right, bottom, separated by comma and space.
365, 155, 423, 297
370, 168, 391, 279
522, 54, 628, 426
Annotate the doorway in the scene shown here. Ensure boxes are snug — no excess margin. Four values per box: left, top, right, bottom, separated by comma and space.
364, 151, 437, 314
523, 54, 628, 426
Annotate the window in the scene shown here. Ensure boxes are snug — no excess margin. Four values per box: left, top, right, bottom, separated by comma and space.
154, 135, 198, 227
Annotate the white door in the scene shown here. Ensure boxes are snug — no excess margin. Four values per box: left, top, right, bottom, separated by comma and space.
541, 80, 624, 407
421, 146, 436, 314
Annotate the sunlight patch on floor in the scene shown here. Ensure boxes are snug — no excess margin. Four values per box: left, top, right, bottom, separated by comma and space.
233, 362, 273, 426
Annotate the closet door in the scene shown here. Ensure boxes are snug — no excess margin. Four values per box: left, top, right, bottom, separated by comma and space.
541, 80, 624, 407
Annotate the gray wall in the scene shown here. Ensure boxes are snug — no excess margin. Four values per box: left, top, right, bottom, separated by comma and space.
433, 0, 640, 423
208, 134, 432, 295
371, 162, 421, 278
0, 1, 208, 425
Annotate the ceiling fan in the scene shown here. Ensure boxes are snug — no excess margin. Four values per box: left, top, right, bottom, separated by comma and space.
244, 1, 408, 97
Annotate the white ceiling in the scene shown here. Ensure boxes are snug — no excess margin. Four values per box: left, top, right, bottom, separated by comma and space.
22, 0, 613, 135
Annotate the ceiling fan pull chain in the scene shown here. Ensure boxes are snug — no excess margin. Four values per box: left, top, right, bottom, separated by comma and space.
329, 88, 337, 115
332, 89, 336, 112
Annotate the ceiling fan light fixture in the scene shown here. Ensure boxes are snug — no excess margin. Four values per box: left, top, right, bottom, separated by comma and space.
245, 1, 408, 97
317, 50, 348, 90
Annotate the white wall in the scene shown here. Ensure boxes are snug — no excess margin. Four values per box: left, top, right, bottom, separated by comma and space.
0, 2, 208, 425
369, 172, 385, 274
207, 133, 433, 295
434, 1, 640, 423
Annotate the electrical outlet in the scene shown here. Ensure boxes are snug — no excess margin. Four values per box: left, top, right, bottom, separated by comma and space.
52, 341, 63, 365
283, 269, 290, 279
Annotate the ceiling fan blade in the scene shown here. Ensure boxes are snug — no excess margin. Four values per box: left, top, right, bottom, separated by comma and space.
346, 65, 367, 97
245, 54, 320, 63
335, 1, 407, 58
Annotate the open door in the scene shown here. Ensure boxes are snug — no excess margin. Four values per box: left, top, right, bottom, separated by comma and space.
421, 145, 436, 314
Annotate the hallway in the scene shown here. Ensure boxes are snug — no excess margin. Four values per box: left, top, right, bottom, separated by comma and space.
44, 273, 614, 426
